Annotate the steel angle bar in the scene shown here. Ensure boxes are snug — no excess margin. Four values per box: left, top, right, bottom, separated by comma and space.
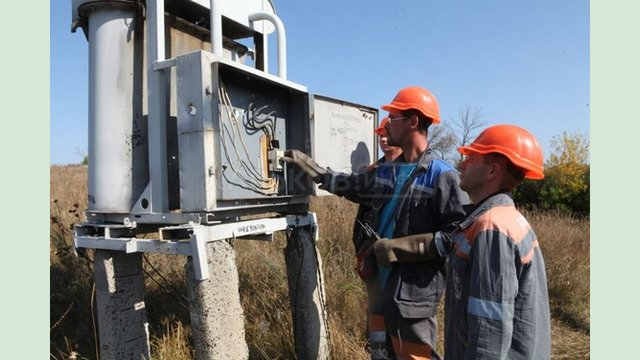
74, 236, 192, 256
73, 213, 319, 279
74, 221, 192, 255
186, 213, 317, 280
183, 213, 317, 242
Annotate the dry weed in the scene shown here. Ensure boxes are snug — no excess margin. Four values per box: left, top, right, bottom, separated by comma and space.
527, 210, 590, 332
50, 166, 590, 359
151, 317, 194, 360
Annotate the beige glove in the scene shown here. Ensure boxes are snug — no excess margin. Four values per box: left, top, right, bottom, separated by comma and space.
280, 149, 327, 183
372, 233, 437, 267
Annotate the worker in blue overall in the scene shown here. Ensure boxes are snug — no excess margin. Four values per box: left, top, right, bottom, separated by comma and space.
282, 86, 469, 359
352, 116, 402, 359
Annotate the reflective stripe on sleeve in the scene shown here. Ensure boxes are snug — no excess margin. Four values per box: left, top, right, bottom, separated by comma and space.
468, 296, 510, 321
375, 177, 394, 188
411, 183, 434, 196
369, 330, 386, 342
515, 229, 539, 264
434, 231, 447, 257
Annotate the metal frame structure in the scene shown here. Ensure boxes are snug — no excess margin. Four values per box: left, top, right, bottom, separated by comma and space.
72, 0, 314, 277
75, 213, 317, 280
72, 0, 308, 222
68, 1, 371, 358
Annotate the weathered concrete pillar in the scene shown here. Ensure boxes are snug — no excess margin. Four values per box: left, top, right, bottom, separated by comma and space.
94, 249, 150, 359
186, 240, 249, 360
284, 227, 330, 360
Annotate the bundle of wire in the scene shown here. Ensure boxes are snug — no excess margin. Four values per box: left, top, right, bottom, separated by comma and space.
244, 101, 277, 139
218, 81, 278, 195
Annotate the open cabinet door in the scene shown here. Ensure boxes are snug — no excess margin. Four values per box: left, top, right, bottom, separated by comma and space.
310, 94, 379, 196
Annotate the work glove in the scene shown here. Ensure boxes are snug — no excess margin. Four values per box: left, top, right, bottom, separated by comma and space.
372, 233, 437, 267
280, 149, 327, 183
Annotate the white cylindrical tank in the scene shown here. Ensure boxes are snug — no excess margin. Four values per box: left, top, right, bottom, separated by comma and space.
83, 3, 147, 212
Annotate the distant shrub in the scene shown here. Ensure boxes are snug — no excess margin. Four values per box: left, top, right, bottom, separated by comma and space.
513, 132, 589, 216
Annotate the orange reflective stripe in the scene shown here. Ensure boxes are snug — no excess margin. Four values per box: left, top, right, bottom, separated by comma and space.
464, 206, 532, 246
463, 206, 540, 264
390, 335, 431, 360
520, 240, 539, 264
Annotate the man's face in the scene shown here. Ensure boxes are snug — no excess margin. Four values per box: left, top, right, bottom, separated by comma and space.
378, 133, 391, 152
458, 153, 491, 196
386, 112, 409, 147
378, 132, 402, 159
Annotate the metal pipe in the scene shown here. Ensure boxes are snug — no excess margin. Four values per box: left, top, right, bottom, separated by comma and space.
261, 31, 269, 73
149, 0, 165, 61
146, 0, 169, 212
248, 12, 287, 79
210, 0, 223, 56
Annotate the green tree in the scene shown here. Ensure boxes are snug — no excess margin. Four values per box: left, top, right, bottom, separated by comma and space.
539, 131, 590, 215
75, 147, 89, 165
512, 178, 543, 209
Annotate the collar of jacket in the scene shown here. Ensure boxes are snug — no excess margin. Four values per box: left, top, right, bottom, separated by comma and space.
393, 148, 436, 171
378, 148, 436, 186
458, 191, 514, 230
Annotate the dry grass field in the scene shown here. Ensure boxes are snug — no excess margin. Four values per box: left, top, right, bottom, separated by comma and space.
50, 165, 589, 359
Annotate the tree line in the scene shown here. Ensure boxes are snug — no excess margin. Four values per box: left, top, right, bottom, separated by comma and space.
429, 107, 589, 216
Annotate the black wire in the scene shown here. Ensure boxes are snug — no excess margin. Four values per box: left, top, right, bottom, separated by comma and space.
221, 169, 274, 195
245, 101, 277, 140
142, 254, 191, 309
142, 267, 190, 311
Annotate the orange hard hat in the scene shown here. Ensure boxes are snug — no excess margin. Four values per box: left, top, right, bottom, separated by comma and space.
458, 124, 545, 179
381, 86, 441, 124
375, 117, 390, 135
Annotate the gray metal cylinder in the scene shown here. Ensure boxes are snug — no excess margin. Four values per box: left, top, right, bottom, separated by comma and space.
84, 2, 147, 212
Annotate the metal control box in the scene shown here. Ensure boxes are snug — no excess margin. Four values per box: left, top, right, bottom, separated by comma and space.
175, 50, 313, 214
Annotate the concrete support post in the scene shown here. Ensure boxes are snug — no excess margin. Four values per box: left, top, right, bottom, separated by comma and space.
284, 227, 330, 360
94, 250, 150, 359
186, 240, 249, 360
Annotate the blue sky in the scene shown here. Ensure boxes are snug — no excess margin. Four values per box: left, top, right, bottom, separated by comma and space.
50, 0, 589, 164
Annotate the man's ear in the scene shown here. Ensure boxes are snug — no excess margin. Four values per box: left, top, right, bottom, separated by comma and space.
408, 114, 420, 130
486, 161, 502, 180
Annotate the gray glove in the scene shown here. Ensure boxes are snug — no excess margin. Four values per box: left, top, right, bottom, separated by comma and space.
372, 233, 437, 267
280, 149, 327, 183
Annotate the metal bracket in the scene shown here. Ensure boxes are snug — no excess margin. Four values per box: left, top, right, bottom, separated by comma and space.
74, 213, 318, 280
130, 182, 154, 214
153, 58, 177, 71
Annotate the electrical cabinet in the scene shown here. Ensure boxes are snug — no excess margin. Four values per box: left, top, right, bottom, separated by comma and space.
176, 50, 312, 214
75, 0, 378, 223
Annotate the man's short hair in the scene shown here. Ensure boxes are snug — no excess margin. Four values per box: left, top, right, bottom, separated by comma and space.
484, 153, 526, 188
402, 110, 433, 134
